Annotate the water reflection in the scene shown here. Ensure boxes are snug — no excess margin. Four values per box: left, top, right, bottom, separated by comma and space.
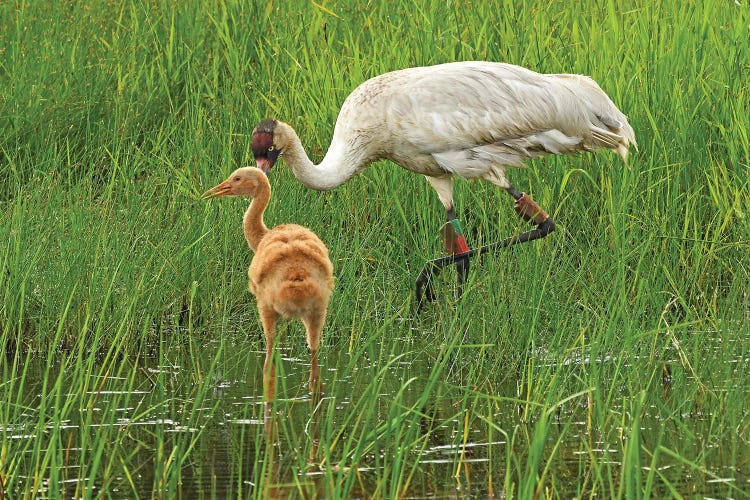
261, 352, 325, 499
5, 335, 749, 498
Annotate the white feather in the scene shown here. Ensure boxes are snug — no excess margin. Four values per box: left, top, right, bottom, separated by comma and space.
262, 61, 636, 208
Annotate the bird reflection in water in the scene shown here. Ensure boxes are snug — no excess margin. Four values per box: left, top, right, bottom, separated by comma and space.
261, 366, 325, 499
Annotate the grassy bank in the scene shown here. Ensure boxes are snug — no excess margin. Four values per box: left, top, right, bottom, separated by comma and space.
2, 0, 749, 497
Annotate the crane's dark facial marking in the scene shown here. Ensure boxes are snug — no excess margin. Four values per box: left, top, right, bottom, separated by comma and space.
252, 131, 274, 156
251, 120, 281, 172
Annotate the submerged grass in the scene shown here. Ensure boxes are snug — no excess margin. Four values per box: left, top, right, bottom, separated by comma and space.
2, 0, 749, 497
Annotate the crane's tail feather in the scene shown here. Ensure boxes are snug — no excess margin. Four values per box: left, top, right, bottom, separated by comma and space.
612, 122, 637, 163
559, 73, 637, 162
592, 120, 637, 163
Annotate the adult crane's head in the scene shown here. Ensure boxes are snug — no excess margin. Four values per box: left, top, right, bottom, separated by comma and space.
251, 119, 284, 173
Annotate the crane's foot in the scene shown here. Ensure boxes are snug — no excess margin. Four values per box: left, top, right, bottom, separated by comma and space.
416, 253, 471, 311
416, 260, 438, 309
415, 192, 554, 311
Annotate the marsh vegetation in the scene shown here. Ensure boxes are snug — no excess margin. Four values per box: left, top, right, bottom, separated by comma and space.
2, 1, 749, 497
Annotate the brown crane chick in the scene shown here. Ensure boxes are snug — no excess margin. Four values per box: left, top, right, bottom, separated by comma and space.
204, 167, 334, 400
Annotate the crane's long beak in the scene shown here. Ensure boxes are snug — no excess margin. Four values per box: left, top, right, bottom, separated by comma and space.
255, 157, 272, 173
201, 180, 232, 199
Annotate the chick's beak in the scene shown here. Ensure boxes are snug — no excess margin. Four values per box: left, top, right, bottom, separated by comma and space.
201, 180, 232, 199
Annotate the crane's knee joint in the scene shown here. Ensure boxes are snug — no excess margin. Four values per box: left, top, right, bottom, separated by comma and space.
514, 193, 550, 226
506, 186, 523, 201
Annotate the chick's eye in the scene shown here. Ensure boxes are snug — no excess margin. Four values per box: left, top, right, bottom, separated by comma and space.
233, 177, 241, 182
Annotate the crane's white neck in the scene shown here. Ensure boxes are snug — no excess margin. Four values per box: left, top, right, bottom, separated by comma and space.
278, 123, 366, 191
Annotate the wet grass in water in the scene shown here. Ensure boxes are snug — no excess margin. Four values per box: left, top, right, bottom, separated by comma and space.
2, 0, 749, 497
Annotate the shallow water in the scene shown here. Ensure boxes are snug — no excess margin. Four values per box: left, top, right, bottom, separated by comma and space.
5, 333, 749, 498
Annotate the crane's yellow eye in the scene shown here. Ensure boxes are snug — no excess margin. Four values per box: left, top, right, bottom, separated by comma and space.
267, 145, 275, 153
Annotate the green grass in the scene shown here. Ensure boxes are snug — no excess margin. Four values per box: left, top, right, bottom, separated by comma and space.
2, 0, 749, 497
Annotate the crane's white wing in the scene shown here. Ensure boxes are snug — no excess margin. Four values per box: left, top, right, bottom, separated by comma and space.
359, 62, 635, 177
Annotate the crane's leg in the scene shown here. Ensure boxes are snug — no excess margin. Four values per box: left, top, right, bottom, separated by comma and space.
422, 176, 471, 298
441, 207, 470, 290
416, 186, 555, 309
505, 186, 554, 230
417, 206, 470, 308
259, 303, 280, 421
302, 312, 326, 396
